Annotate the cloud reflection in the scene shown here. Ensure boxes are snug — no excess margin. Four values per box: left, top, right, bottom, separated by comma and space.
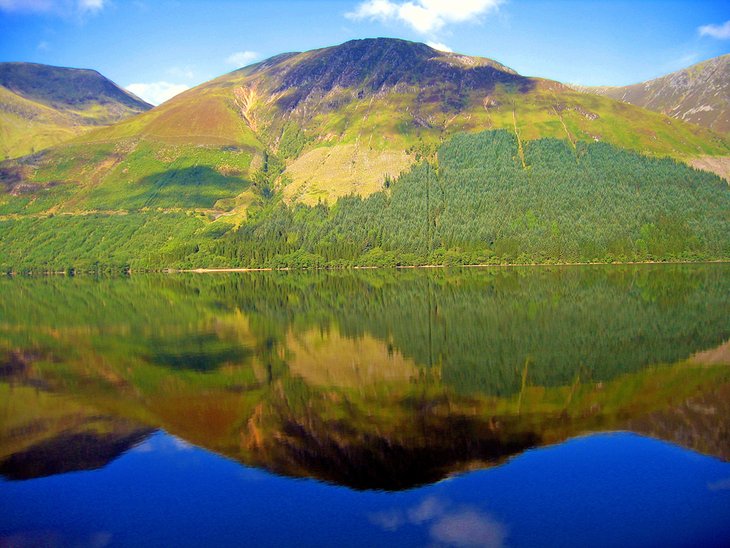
708, 477, 730, 491
369, 496, 507, 547
408, 496, 445, 524
431, 509, 506, 547
369, 509, 405, 531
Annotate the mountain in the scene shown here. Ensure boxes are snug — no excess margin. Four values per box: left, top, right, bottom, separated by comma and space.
0, 39, 729, 271
3, 39, 728, 208
580, 55, 729, 134
0, 62, 152, 159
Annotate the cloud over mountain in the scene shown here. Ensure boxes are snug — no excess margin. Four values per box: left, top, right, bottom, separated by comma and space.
699, 20, 730, 40
125, 81, 189, 105
226, 51, 260, 67
346, 0, 502, 34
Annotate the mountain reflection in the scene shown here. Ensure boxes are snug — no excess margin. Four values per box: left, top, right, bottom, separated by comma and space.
0, 265, 728, 489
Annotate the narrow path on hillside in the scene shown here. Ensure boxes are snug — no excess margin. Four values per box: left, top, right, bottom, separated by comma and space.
550, 95, 576, 150
512, 108, 527, 169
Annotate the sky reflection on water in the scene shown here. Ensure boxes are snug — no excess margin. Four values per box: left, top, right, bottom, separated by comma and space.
2, 431, 729, 547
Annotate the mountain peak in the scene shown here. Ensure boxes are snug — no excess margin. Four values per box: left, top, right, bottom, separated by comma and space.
0, 62, 153, 159
263, 37, 531, 111
580, 54, 729, 133
0, 62, 152, 112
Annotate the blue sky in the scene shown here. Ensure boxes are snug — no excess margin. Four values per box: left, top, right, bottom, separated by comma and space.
0, 0, 728, 105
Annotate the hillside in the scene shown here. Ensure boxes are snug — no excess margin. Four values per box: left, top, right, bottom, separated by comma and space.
579, 55, 729, 134
0, 62, 152, 159
0, 39, 729, 271
1, 38, 728, 217
1, 130, 728, 272
213, 130, 730, 268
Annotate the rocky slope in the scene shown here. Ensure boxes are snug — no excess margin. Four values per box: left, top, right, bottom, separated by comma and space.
580, 54, 729, 134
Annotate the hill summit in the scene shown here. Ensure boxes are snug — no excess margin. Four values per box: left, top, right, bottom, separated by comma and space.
0, 62, 151, 159
580, 54, 729, 134
0, 62, 151, 115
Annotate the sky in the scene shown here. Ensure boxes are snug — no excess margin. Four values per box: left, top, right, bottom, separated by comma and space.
0, 0, 729, 105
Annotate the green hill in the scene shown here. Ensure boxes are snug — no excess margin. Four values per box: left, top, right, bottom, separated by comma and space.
1, 129, 728, 272
213, 130, 730, 268
0, 39, 729, 271
2, 39, 728, 213
0, 62, 151, 159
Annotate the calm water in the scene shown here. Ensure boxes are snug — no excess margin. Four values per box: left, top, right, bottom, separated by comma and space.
0, 265, 729, 547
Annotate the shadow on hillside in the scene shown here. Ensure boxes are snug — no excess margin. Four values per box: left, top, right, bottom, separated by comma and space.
122, 166, 251, 209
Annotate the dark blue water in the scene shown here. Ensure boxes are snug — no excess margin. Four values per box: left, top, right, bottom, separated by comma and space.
2, 431, 729, 547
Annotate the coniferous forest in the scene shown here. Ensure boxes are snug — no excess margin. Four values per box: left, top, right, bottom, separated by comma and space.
1, 130, 728, 272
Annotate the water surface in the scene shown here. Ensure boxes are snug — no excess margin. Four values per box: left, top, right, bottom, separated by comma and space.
1, 265, 729, 546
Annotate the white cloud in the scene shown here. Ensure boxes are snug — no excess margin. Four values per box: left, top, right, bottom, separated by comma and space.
0, 0, 107, 16
426, 41, 452, 52
0, 0, 55, 12
346, 0, 502, 34
78, 0, 104, 13
698, 20, 730, 40
167, 66, 195, 80
348, 0, 397, 20
226, 50, 260, 67
125, 81, 189, 106
37, 40, 50, 51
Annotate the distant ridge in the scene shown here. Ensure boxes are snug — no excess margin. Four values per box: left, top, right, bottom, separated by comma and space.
0, 62, 151, 113
577, 54, 730, 134
0, 62, 151, 159
3, 37, 726, 209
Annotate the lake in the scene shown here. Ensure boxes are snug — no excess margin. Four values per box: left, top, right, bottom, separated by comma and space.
1, 265, 729, 547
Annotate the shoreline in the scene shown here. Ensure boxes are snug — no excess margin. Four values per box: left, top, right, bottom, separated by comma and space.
176, 259, 730, 274
5, 259, 728, 277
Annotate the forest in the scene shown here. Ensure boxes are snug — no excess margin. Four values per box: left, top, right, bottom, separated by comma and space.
214, 131, 730, 268
0, 130, 728, 272
1, 265, 728, 397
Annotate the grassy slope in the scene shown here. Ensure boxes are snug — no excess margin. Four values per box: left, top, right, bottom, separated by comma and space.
2, 39, 728, 218
0, 84, 266, 228
0, 86, 89, 159
3, 83, 726, 215
0, 62, 151, 159
0, 40, 728, 272
582, 54, 730, 134
1, 129, 729, 271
